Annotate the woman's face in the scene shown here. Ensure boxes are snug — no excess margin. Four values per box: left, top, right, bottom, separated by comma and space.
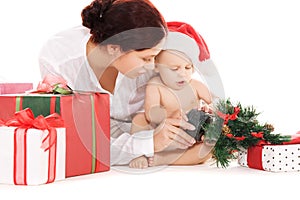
155, 50, 194, 90
113, 40, 165, 79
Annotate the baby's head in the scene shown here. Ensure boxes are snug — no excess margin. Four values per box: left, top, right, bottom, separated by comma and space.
154, 22, 210, 90
155, 49, 194, 90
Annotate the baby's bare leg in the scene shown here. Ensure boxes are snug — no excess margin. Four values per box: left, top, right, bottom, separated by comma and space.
130, 113, 153, 134
150, 142, 212, 166
172, 142, 213, 165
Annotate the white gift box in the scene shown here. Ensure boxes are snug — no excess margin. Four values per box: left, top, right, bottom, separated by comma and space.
0, 126, 66, 185
238, 144, 300, 172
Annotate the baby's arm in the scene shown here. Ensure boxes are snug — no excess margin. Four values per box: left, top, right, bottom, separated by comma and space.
191, 79, 213, 110
144, 82, 167, 125
130, 78, 166, 134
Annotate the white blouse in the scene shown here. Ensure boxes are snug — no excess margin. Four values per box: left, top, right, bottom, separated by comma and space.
39, 25, 156, 165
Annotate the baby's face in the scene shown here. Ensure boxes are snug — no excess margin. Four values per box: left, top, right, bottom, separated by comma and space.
155, 50, 194, 90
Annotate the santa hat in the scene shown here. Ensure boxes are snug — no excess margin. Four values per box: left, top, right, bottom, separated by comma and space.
164, 21, 210, 65
164, 21, 225, 100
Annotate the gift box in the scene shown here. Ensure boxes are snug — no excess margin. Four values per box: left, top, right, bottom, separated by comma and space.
0, 83, 33, 94
238, 135, 300, 172
0, 92, 110, 177
0, 109, 66, 185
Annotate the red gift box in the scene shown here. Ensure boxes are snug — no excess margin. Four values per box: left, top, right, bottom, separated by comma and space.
238, 134, 300, 172
0, 93, 110, 177
0, 83, 33, 94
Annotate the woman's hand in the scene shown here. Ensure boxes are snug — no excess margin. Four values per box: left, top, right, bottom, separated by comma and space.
153, 118, 196, 152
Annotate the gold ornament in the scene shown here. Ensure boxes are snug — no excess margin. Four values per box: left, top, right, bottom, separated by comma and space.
264, 123, 274, 132
222, 124, 231, 135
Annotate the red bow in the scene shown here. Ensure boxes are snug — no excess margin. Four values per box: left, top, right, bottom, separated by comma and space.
251, 132, 264, 139
0, 108, 64, 151
225, 133, 246, 141
217, 106, 240, 124
30, 74, 72, 94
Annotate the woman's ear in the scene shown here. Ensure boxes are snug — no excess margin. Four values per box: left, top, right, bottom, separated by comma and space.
106, 45, 121, 56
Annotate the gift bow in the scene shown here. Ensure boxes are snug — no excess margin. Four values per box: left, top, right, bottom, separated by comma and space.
217, 106, 240, 124
31, 74, 72, 95
0, 108, 64, 151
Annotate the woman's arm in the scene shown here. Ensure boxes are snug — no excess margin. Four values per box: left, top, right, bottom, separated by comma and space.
110, 118, 156, 165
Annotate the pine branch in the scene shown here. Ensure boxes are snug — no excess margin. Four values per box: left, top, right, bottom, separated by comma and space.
205, 98, 292, 168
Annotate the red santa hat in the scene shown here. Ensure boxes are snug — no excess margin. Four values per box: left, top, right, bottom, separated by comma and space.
163, 21, 210, 71
164, 21, 225, 100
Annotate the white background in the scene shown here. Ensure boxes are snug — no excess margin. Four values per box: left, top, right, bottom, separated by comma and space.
1, 0, 300, 199
1, 0, 299, 134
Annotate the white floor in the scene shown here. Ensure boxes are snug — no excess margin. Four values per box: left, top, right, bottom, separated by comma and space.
2, 159, 300, 200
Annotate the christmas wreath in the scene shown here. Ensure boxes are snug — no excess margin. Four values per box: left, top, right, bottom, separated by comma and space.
204, 98, 291, 168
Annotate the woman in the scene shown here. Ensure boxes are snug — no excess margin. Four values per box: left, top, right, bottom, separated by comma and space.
39, 0, 196, 166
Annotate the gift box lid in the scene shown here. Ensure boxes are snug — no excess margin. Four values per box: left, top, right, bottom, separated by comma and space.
0, 83, 33, 94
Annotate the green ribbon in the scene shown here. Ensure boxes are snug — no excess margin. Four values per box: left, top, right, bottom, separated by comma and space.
90, 94, 96, 173
53, 84, 72, 95
15, 96, 21, 112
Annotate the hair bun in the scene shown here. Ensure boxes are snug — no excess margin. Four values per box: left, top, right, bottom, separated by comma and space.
81, 1, 103, 30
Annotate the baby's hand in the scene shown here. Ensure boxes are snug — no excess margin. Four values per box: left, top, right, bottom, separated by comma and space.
199, 100, 213, 113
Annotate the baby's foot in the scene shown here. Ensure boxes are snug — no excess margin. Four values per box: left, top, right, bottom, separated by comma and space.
129, 156, 149, 169
148, 156, 154, 167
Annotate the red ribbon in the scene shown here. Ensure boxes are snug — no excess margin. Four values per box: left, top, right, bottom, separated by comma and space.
217, 106, 240, 124
246, 139, 270, 170
225, 133, 246, 141
251, 132, 264, 138
247, 145, 264, 170
0, 108, 64, 185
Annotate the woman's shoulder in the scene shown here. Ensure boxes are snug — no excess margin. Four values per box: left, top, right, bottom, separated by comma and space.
42, 25, 89, 47
51, 25, 89, 39
39, 25, 90, 61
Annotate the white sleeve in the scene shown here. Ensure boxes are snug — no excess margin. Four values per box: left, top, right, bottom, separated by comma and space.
39, 57, 61, 79
110, 119, 154, 166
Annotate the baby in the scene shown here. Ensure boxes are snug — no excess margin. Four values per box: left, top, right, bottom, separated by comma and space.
129, 22, 215, 169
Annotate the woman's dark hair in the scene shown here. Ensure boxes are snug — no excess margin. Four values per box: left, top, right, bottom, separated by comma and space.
81, 0, 167, 52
